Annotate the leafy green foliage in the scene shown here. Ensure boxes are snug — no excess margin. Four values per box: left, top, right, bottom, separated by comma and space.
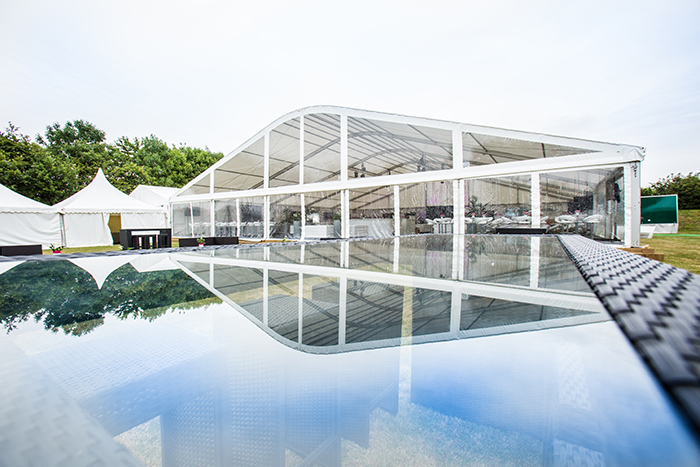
0, 120, 223, 205
0, 261, 219, 335
643, 173, 700, 210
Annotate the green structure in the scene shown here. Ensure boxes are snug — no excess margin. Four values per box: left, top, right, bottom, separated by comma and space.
641, 194, 678, 233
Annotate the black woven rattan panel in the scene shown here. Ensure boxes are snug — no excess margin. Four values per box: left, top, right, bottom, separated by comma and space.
558, 235, 700, 432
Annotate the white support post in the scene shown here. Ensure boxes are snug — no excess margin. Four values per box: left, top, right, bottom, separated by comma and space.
300, 193, 306, 240
454, 179, 465, 235
456, 233, 465, 281
210, 199, 215, 236
625, 162, 641, 247
298, 273, 304, 345
339, 277, 347, 346
189, 202, 194, 238
394, 185, 400, 236
452, 232, 460, 280
263, 268, 269, 326
299, 115, 305, 185
340, 241, 348, 268
393, 237, 400, 273
342, 189, 350, 238
340, 114, 348, 182
264, 196, 270, 239
450, 290, 461, 333
263, 132, 270, 189
452, 128, 463, 170
531, 173, 540, 228
530, 236, 540, 289
236, 199, 241, 237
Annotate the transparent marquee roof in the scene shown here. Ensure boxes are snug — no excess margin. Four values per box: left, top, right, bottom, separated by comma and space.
175, 106, 644, 198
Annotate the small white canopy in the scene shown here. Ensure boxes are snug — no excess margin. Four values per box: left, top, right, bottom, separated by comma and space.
54, 169, 167, 247
130, 185, 179, 209
0, 184, 61, 248
130, 185, 179, 227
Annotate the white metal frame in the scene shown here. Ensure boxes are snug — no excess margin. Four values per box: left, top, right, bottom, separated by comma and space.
171, 106, 645, 246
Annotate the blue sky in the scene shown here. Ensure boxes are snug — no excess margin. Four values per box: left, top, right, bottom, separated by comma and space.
1, 0, 698, 186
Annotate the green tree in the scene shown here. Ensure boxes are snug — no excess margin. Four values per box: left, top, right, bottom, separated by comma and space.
37, 120, 109, 190
3, 119, 224, 203
0, 123, 77, 204
643, 173, 700, 210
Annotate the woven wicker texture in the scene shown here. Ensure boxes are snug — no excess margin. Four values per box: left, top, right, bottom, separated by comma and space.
559, 235, 700, 431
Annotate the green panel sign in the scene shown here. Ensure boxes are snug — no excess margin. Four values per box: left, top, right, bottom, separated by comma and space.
641, 195, 678, 224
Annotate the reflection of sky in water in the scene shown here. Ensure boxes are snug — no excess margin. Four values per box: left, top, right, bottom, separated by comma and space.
1, 235, 699, 465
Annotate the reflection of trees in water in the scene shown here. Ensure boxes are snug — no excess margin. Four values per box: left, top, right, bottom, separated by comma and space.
0, 261, 216, 335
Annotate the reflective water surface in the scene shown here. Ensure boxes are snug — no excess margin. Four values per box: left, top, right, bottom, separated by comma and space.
0, 235, 698, 466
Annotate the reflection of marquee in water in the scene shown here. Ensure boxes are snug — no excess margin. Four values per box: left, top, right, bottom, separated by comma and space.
173, 235, 607, 353
4, 237, 698, 466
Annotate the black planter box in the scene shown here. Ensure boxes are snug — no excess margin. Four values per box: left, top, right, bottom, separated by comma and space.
0, 244, 43, 256
179, 237, 239, 247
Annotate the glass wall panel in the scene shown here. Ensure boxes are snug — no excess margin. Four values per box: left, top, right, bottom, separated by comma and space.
214, 137, 264, 192
540, 167, 624, 241
212, 265, 265, 321
301, 242, 342, 268
345, 281, 450, 343
397, 236, 453, 278
399, 181, 453, 235
462, 132, 597, 167
538, 237, 591, 292
304, 190, 341, 239
302, 275, 340, 346
346, 280, 403, 343
267, 269, 299, 342
304, 114, 340, 184
463, 235, 531, 287
348, 117, 452, 178
172, 203, 191, 237
460, 294, 591, 331
348, 238, 393, 273
187, 201, 210, 237
239, 197, 265, 239
269, 118, 300, 188
349, 186, 394, 238
214, 199, 238, 237
464, 175, 531, 233
269, 244, 302, 263
269, 193, 301, 239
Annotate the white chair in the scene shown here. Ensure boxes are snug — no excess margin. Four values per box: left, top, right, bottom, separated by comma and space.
582, 214, 603, 237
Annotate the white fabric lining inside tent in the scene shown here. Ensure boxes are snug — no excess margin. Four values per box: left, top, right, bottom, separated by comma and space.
54, 169, 167, 247
0, 183, 62, 249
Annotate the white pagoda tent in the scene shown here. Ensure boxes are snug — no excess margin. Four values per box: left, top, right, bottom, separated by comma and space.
54, 169, 167, 247
0, 183, 61, 249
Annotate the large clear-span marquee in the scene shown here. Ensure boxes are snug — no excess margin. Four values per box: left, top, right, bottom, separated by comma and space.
171, 106, 644, 246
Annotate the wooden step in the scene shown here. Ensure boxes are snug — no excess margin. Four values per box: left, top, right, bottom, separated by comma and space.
618, 247, 664, 261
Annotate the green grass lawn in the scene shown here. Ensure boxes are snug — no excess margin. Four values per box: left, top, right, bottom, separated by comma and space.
42, 239, 181, 255
641, 210, 700, 274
